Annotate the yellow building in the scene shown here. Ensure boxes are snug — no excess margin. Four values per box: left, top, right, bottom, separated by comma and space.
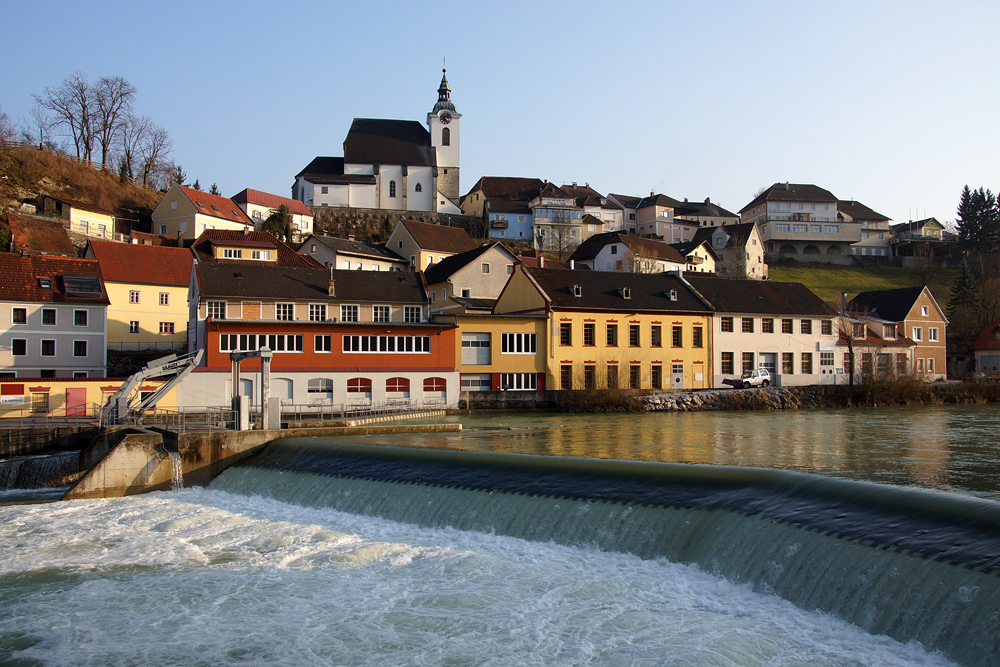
0, 376, 176, 419
151, 184, 253, 241
41, 195, 116, 239
495, 266, 714, 390
434, 313, 548, 391
386, 218, 478, 270
84, 239, 194, 350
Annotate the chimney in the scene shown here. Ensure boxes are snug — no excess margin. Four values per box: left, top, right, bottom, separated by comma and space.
705, 197, 710, 204
569, 259, 575, 269
348, 234, 355, 241
841, 292, 848, 312
540, 256, 544, 268
329, 266, 336, 296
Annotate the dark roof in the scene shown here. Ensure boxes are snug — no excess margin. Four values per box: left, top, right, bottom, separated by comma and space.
449, 296, 496, 311
7, 212, 77, 256
296, 156, 344, 179
837, 200, 890, 222
399, 219, 478, 254
684, 275, 836, 316
608, 193, 642, 208
524, 267, 712, 313
306, 235, 404, 262
891, 218, 943, 233
846, 286, 927, 322
191, 229, 322, 267
671, 240, 720, 261
87, 239, 194, 286
0, 254, 108, 304
972, 317, 1000, 351
486, 199, 531, 214
424, 243, 508, 284
569, 231, 686, 264
343, 118, 435, 166
42, 195, 115, 216
465, 177, 545, 200
197, 264, 426, 303
674, 199, 739, 219
740, 183, 839, 213
537, 182, 574, 200
636, 193, 685, 210
689, 222, 758, 249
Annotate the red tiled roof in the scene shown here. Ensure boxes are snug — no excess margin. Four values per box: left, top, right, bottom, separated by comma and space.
6, 212, 77, 257
231, 188, 313, 217
177, 185, 253, 226
87, 239, 194, 286
0, 254, 108, 304
399, 219, 478, 254
130, 230, 179, 246
191, 229, 322, 267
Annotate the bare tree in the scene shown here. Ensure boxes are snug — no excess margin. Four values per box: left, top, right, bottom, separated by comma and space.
0, 105, 14, 144
138, 124, 173, 186
21, 103, 55, 147
35, 71, 96, 160
94, 75, 136, 168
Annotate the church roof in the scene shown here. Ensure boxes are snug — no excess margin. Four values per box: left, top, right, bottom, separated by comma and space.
343, 119, 436, 167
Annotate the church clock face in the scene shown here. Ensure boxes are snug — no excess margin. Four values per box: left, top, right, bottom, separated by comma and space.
439, 111, 452, 124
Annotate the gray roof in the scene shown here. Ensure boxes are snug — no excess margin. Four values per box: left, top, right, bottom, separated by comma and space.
307, 235, 404, 262
847, 286, 927, 322
740, 183, 838, 213
684, 275, 837, 317
343, 119, 435, 167
524, 267, 712, 314
837, 200, 890, 222
424, 243, 497, 284
197, 264, 426, 303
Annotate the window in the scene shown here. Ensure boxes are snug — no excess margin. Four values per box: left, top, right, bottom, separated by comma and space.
373, 305, 390, 322
221, 333, 304, 353
629, 365, 640, 389
742, 352, 754, 374
782, 352, 794, 374
501, 333, 536, 354
776, 224, 790, 232
207, 301, 226, 320
42, 309, 56, 326
129, 321, 139, 334
386, 377, 410, 395
251, 250, 271, 260
651, 365, 662, 389
501, 373, 536, 391
781, 318, 793, 334
821, 319, 833, 336
799, 319, 812, 335
672, 326, 683, 348
928, 358, 936, 373
461, 289, 471, 298
158, 322, 174, 334
629, 324, 640, 347
912, 327, 923, 341
41, 340, 55, 356
442, 127, 451, 146
223, 248, 243, 259
929, 328, 939, 342
607, 364, 619, 388
343, 335, 430, 354
720, 352, 734, 375
741, 317, 754, 334
415, 183, 423, 193
651, 325, 663, 347
275, 303, 295, 321
73, 310, 88, 327
348, 378, 372, 394
308, 378, 333, 397
884, 324, 896, 339
309, 304, 327, 322
159, 224, 167, 234
157, 292, 169, 306
692, 326, 703, 348
761, 318, 774, 334
583, 323, 596, 346
389, 180, 397, 198
793, 224, 807, 233
824, 225, 839, 234
320, 186, 329, 195
404, 306, 421, 323
560, 365, 572, 390
481, 263, 490, 274
584, 365, 596, 389
821, 351, 835, 367
921, 306, 929, 316
12, 339, 26, 356
30, 392, 49, 414
341, 305, 359, 322
801, 352, 813, 374
73, 340, 87, 357
606, 324, 618, 346
12, 308, 26, 324
315, 334, 332, 352
721, 317, 734, 333
560, 322, 572, 346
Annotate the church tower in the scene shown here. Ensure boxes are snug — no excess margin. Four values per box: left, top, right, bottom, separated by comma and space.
427, 68, 461, 204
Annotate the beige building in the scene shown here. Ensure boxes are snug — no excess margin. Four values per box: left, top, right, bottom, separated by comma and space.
424, 243, 517, 314
40, 195, 116, 239
231, 188, 315, 242
386, 218, 479, 270
152, 184, 254, 241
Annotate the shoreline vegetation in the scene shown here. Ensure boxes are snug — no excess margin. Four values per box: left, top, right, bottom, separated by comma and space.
550, 379, 1000, 413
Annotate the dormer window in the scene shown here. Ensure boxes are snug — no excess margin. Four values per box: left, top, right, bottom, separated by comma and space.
853, 323, 866, 339
884, 324, 896, 339
572, 285, 582, 297
620, 287, 631, 299
667, 289, 678, 301
38, 278, 51, 289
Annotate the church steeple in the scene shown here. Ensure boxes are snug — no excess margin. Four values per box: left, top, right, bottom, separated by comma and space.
432, 68, 457, 114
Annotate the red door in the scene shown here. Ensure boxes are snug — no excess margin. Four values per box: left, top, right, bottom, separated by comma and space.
66, 388, 87, 417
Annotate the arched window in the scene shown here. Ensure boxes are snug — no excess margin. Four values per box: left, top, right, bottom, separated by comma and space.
386, 377, 410, 393
389, 180, 397, 198
414, 183, 422, 193
442, 127, 450, 146
423, 377, 446, 392
347, 377, 372, 393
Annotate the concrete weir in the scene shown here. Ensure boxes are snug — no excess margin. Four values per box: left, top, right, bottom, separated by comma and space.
63, 416, 461, 500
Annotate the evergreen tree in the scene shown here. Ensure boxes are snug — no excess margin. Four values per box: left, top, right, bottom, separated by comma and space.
956, 185, 1000, 253
263, 205, 293, 242
209, 183, 220, 195
192, 179, 202, 191
170, 165, 186, 187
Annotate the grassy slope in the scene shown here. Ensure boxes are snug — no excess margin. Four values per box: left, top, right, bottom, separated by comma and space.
768, 262, 957, 310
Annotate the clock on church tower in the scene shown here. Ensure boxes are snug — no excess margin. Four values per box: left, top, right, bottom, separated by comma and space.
428, 68, 461, 203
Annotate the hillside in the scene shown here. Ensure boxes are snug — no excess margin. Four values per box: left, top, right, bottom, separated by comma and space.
768, 261, 957, 310
0, 143, 161, 227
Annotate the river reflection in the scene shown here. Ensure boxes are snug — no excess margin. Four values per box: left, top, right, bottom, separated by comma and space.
349, 403, 1000, 501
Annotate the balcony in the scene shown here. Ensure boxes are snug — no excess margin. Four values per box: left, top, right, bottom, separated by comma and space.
490, 219, 508, 229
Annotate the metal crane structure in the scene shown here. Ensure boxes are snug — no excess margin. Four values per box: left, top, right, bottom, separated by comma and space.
100, 349, 204, 426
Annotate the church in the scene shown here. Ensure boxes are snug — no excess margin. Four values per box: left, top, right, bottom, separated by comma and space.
292, 70, 462, 214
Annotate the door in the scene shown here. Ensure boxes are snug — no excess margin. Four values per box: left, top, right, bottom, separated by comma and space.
760, 353, 777, 375
66, 388, 87, 417
672, 363, 684, 389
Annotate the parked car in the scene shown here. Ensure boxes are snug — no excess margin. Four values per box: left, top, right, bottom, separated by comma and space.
740, 368, 771, 388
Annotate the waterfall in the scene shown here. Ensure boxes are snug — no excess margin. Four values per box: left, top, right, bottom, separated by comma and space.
210, 437, 1000, 667
0, 452, 80, 490
168, 451, 183, 491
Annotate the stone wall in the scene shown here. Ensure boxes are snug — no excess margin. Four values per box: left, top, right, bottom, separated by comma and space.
311, 206, 481, 243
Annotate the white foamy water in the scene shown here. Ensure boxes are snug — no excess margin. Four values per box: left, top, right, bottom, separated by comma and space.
0, 489, 956, 667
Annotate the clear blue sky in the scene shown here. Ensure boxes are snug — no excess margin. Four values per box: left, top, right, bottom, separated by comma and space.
4, 0, 998, 225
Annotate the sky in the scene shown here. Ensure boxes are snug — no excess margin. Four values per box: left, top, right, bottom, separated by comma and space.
3, 0, 999, 225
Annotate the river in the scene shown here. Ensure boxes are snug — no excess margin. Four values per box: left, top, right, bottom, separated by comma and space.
1, 404, 998, 666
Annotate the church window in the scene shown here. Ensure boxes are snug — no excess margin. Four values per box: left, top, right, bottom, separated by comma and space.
415, 183, 422, 192
442, 127, 450, 146
389, 181, 397, 198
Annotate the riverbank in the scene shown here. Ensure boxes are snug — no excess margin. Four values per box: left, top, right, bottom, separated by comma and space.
644, 380, 1000, 412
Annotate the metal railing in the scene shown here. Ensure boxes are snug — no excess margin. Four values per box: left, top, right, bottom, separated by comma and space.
279, 397, 446, 424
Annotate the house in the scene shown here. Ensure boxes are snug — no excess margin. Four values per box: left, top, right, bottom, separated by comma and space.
607, 193, 642, 234
6, 212, 77, 256
846, 286, 948, 380
293, 70, 462, 214
181, 264, 458, 408
889, 218, 949, 257
568, 231, 687, 273
461, 176, 545, 218
130, 230, 180, 247
529, 183, 584, 255
84, 239, 194, 351
0, 254, 108, 379
671, 239, 719, 274
673, 198, 740, 228
424, 242, 518, 314
634, 193, 698, 242
689, 223, 767, 279
189, 229, 322, 268
741, 183, 859, 257
151, 184, 254, 241
838, 315, 917, 381
231, 188, 315, 241
434, 312, 549, 392
684, 275, 839, 387
386, 218, 479, 270
494, 266, 714, 391
838, 200, 892, 258
971, 317, 1000, 376
484, 199, 534, 242
298, 233, 408, 272
560, 183, 624, 232
39, 195, 116, 239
